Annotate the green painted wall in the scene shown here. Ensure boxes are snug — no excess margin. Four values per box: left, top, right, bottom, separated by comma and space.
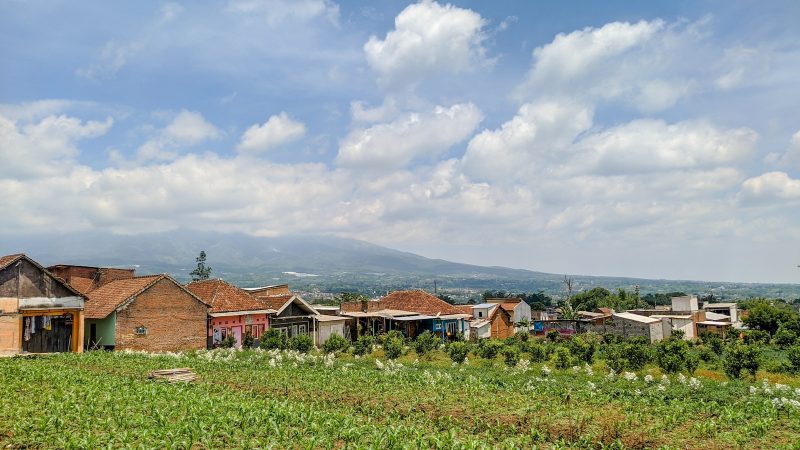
85, 312, 116, 348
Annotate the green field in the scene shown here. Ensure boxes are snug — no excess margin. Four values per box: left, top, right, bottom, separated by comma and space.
2, 348, 800, 449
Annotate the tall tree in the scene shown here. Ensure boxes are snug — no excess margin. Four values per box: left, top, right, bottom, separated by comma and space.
190, 251, 212, 281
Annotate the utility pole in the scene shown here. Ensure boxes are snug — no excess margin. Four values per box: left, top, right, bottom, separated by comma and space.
434, 279, 437, 295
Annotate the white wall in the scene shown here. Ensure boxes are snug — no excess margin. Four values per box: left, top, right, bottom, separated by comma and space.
316, 322, 344, 346
671, 296, 699, 312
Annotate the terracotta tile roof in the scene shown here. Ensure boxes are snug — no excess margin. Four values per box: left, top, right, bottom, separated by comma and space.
0, 253, 24, 270
84, 275, 162, 319
455, 304, 474, 317
85, 274, 208, 320
253, 294, 294, 311
499, 302, 520, 312
69, 277, 96, 295
187, 279, 273, 314
378, 290, 463, 316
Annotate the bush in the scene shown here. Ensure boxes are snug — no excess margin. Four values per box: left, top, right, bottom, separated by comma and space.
685, 352, 699, 374
546, 329, 560, 342
552, 346, 573, 370
289, 334, 314, 353
383, 336, 403, 360
447, 341, 469, 364
260, 329, 288, 350
622, 341, 650, 370
501, 346, 520, 367
698, 346, 717, 363
743, 330, 770, 345
773, 327, 798, 348
322, 333, 349, 354
603, 333, 623, 345
567, 335, 597, 364
670, 329, 686, 340
221, 334, 236, 349
656, 338, 691, 374
242, 333, 256, 349
477, 340, 504, 360
524, 341, 547, 362
414, 331, 440, 356
787, 345, 800, 373
352, 335, 374, 357
699, 332, 724, 355
723, 343, 760, 379
604, 345, 628, 373
513, 330, 530, 343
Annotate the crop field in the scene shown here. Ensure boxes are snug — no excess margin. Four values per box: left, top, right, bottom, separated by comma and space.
1, 348, 800, 449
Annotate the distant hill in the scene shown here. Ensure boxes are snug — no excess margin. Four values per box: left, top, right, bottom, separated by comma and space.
2, 229, 798, 300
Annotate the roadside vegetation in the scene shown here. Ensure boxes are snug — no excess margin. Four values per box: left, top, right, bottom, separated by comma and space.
3, 327, 800, 449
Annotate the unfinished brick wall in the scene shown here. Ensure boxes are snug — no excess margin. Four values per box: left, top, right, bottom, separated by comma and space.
115, 278, 208, 352
492, 310, 514, 339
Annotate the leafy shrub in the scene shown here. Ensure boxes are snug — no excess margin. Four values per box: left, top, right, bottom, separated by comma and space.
221, 334, 236, 349
670, 329, 686, 340
567, 335, 597, 364
383, 336, 403, 360
524, 341, 547, 362
501, 346, 520, 367
773, 327, 798, 348
698, 346, 717, 363
352, 335, 374, 357
414, 331, 440, 356
723, 343, 760, 379
603, 333, 623, 345
552, 346, 573, 370
513, 330, 530, 343
289, 334, 314, 353
656, 338, 691, 374
699, 332, 724, 355
377, 330, 405, 347
546, 329, 560, 342
604, 345, 628, 373
685, 352, 699, 374
322, 334, 349, 354
447, 341, 469, 364
622, 341, 650, 370
477, 340, 504, 360
242, 333, 256, 349
260, 329, 288, 350
787, 345, 800, 373
743, 330, 770, 345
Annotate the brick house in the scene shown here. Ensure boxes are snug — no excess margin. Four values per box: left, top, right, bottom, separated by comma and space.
466, 302, 515, 340
0, 254, 86, 355
84, 274, 209, 351
186, 279, 276, 348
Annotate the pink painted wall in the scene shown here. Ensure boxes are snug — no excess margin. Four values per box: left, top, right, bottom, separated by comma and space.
209, 313, 269, 347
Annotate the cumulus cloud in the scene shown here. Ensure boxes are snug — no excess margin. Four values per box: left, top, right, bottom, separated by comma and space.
364, 0, 489, 88
741, 171, 800, 202
462, 101, 593, 181
0, 112, 113, 179
337, 103, 482, 169
236, 112, 306, 154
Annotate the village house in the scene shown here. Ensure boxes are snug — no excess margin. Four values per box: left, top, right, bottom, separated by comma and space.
0, 254, 86, 355
341, 290, 469, 340
703, 302, 739, 325
83, 274, 209, 351
604, 312, 666, 343
465, 302, 515, 339
249, 291, 320, 342
486, 298, 532, 325
186, 279, 276, 348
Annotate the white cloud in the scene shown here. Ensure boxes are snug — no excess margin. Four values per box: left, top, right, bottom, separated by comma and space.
741, 171, 800, 202
227, 0, 339, 27
364, 0, 488, 88
766, 130, 800, 170
462, 101, 593, 182
0, 112, 112, 179
117, 110, 220, 165
337, 103, 482, 169
236, 112, 306, 154
573, 119, 757, 175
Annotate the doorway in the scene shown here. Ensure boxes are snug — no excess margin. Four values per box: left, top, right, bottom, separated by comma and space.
22, 314, 74, 353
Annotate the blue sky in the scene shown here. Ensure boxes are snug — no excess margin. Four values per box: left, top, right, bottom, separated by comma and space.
1, 0, 800, 283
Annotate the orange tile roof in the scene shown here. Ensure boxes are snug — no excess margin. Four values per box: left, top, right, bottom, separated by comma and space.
499, 302, 520, 312
253, 294, 294, 311
85, 275, 162, 319
455, 304, 474, 317
187, 279, 274, 314
85, 274, 208, 320
378, 290, 464, 316
69, 277, 96, 295
0, 253, 24, 270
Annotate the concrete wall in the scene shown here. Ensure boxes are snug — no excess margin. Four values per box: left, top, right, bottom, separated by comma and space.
210, 313, 269, 348
316, 321, 345, 346
86, 313, 116, 348
671, 296, 699, 312
115, 278, 208, 352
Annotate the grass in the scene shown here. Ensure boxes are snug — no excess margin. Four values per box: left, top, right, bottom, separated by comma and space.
1, 348, 800, 449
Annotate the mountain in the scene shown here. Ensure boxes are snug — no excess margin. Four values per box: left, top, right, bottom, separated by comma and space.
2, 229, 798, 300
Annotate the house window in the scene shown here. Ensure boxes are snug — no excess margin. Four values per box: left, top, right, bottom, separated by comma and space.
298, 324, 307, 335
478, 311, 483, 318
135, 326, 147, 336
446, 321, 458, 336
